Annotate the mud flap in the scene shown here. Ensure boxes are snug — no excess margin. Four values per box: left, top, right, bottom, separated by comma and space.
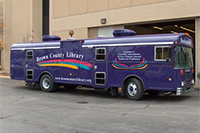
111, 87, 118, 96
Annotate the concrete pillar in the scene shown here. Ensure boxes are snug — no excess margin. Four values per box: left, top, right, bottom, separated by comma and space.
1, 0, 42, 72
32, 0, 42, 42
195, 17, 200, 87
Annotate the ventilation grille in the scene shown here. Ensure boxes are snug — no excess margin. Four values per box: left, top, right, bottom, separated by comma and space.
95, 72, 106, 85
185, 72, 191, 80
26, 70, 33, 80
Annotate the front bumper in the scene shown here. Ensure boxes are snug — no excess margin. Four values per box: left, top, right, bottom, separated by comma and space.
176, 85, 194, 95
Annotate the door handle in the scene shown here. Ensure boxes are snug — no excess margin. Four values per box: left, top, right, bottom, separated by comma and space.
94, 65, 97, 70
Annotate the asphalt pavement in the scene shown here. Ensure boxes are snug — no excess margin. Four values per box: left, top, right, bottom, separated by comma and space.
0, 76, 200, 133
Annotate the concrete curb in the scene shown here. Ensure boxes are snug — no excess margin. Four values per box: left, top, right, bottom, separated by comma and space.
0, 75, 10, 78
0, 71, 10, 78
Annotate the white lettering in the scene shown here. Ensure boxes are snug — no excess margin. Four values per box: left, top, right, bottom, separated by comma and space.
55, 77, 92, 83
66, 52, 84, 60
49, 53, 64, 59
180, 38, 192, 45
36, 55, 49, 62
37, 52, 84, 62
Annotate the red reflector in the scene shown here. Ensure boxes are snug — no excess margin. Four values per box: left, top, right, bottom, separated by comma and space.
180, 70, 184, 75
192, 69, 194, 73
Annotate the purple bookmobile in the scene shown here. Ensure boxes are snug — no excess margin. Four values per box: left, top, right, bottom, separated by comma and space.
10, 29, 194, 100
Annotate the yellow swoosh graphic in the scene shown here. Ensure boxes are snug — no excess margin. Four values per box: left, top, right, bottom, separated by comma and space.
112, 64, 128, 70
39, 64, 78, 70
130, 64, 148, 70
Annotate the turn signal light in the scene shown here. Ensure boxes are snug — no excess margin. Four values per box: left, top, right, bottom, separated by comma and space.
180, 70, 184, 75
192, 69, 194, 73
185, 33, 190, 36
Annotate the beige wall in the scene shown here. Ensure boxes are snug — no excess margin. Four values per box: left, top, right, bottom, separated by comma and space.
32, 0, 42, 42
1, 0, 42, 72
51, 0, 200, 37
53, 28, 88, 40
196, 17, 200, 87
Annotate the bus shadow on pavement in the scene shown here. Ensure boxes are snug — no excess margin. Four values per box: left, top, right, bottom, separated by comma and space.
56, 88, 195, 102
13, 85, 196, 102
141, 94, 192, 102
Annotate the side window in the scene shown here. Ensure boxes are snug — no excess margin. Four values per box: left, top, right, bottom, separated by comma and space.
26, 50, 33, 60
95, 48, 106, 61
155, 46, 171, 61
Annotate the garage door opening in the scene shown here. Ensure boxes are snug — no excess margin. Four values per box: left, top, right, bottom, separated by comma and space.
125, 19, 195, 40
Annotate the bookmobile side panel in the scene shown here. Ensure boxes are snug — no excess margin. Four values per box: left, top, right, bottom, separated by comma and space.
145, 46, 175, 91
108, 45, 149, 88
34, 41, 93, 86
81, 46, 94, 85
10, 50, 25, 80
34, 48, 63, 83
108, 45, 175, 91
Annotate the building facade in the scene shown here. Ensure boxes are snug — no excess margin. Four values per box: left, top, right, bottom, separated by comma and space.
1, 0, 42, 71
1, 0, 200, 86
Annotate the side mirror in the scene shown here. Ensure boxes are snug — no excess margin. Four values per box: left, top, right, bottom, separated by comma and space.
166, 58, 170, 63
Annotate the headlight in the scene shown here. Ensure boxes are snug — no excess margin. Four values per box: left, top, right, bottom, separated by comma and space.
181, 81, 186, 86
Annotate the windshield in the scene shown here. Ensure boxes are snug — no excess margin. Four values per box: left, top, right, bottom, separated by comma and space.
174, 46, 193, 68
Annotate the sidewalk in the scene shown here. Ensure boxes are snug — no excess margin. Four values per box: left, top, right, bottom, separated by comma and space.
0, 70, 10, 78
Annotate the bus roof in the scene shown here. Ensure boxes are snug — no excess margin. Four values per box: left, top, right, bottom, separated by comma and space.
11, 33, 193, 50
82, 33, 193, 48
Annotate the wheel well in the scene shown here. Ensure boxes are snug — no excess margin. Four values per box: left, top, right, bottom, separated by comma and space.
38, 72, 54, 83
122, 75, 145, 90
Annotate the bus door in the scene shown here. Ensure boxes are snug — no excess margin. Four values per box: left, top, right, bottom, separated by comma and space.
93, 47, 107, 87
25, 50, 34, 81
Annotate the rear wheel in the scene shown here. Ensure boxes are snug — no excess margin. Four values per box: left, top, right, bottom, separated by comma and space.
125, 78, 144, 100
40, 74, 58, 92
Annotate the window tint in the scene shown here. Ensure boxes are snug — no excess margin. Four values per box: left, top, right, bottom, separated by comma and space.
156, 48, 162, 59
27, 50, 33, 60
96, 48, 106, 61
174, 46, 193, 68
155, 47, 171, 61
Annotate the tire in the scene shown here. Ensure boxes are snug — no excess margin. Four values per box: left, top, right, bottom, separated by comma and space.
40, 74, 58, 92
125, 78, 144, 100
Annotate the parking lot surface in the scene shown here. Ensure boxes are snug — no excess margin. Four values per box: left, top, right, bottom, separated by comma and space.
0, 77, 200, 133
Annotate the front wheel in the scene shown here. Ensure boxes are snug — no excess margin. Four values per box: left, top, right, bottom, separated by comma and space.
125, 78, 144, 100
40, 74, 58, 92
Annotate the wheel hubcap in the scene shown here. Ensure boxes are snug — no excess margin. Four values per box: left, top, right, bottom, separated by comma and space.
127, 83, 137, 96
42, 78, 50, 89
